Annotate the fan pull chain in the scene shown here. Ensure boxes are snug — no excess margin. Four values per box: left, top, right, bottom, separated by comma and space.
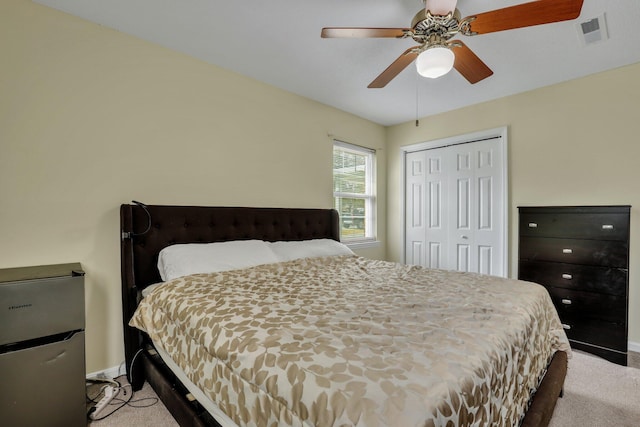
415, 72, 420, 127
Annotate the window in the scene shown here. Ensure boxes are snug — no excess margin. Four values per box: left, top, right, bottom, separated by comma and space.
333, 140, 376, 242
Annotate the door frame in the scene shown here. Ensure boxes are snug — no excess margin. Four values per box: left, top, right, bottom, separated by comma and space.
400, 126, 509, 276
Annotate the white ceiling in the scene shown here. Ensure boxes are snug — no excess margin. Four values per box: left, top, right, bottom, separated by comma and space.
34, 0, 640, 126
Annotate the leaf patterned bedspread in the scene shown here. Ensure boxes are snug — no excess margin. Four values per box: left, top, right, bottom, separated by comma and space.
130, 255, 570, 427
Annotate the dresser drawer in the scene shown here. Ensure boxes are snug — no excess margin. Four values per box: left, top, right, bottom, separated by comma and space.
548, 287, 626, 324
560, 318, 627, 352
519, 209, 629, 240
518, 261, 627, 296
519, 237, 628, 267
548, 288, 627, 351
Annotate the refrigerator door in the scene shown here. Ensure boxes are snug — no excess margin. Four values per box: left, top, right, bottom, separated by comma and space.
0, 274, 84, 346
0, 331, 86, 427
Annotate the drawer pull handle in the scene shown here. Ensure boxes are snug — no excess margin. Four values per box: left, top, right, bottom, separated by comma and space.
562, 248, 573, 254
562, 274, 573, 280
528, 223, 538, 228
561, 299, 572, 305
602, 224, 614, 230
562, 324, 571, 330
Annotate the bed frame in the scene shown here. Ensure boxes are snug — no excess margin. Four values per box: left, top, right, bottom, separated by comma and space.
120, 203, 567, 427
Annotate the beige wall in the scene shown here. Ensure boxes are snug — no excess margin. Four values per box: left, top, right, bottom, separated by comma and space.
0, 0, 386, 373
386, 62, 640, 344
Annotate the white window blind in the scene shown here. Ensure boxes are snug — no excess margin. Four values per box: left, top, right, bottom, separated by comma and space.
333, 140, 376, 242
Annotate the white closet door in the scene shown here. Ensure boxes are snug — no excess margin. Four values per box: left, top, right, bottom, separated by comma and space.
405, 151, 427, 266
405, 136, 505, 276
405, 149, 448, 268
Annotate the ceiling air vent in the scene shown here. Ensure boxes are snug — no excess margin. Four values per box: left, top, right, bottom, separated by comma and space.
577, 13, 608, 45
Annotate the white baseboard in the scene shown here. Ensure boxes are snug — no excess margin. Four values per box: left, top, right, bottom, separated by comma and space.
629, 341, 640, 353
86, 362, 125, 380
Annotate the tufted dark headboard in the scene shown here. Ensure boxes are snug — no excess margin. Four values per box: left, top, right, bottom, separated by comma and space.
119, 204, 340, 386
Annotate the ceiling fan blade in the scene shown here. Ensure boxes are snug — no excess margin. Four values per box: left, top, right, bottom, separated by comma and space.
468, 0, 584, 34
321, 27, 410, 38
452, 41, 493, 84
368, 48, 419, 88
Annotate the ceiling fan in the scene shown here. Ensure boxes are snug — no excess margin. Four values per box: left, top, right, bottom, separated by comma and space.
321, 0, 584, 88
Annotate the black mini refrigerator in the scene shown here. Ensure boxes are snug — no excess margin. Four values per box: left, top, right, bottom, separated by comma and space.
0, 263, 86, 427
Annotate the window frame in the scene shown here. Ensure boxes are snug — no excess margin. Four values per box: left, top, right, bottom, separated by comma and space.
332, 140, 377, 243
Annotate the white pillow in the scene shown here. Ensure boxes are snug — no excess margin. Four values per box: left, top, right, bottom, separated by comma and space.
268, 239, 354, 262
158, 240, 279, 281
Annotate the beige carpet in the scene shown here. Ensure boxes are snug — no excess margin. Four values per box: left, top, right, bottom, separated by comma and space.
88, 351, 640, 426
549, 351, 640, 427
87, 379, 178, 427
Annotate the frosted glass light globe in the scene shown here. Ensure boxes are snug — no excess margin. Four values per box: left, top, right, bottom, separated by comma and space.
425, 0, 457, 16
416, 47, 455, 79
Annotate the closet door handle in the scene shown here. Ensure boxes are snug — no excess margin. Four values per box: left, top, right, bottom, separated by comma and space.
562, 274, 573, 280
562, 248, 573, 254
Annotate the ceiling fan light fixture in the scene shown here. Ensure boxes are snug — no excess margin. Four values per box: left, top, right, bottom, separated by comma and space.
425, 0, 457, 16
416, 46, 455, 79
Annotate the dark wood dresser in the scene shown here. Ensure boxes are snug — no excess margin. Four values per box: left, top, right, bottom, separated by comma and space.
518, 205, 630, 365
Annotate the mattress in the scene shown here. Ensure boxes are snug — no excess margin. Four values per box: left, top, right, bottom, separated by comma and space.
130, 255, 570, 427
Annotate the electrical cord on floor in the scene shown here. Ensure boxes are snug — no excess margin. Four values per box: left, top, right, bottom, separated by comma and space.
86, 375, 159, 422
112, 387, 159, 409
87, 376, 121, 388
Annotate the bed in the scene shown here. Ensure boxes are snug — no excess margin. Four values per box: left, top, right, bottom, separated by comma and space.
120, 203, 570, 427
